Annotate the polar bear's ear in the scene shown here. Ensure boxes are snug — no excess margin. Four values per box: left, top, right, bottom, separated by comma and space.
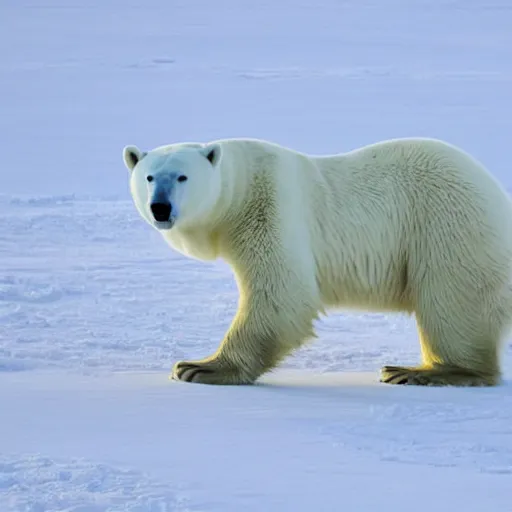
200, 143, 222, 167
123, 145, 146, 173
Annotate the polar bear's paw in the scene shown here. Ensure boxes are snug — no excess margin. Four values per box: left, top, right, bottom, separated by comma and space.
380, 365, 498, 387
171, 358, 255, 385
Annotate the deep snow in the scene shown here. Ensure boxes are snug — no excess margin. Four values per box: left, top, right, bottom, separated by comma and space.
1, 0, 512, 510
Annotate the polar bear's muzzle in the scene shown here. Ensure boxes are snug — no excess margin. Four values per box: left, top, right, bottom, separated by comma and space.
150, 201, 171, 222
149, 200, 175, 229
148, 180, 176, 229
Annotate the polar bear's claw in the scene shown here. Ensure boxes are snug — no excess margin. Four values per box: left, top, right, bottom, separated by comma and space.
172, 362, 214, 383
171, 359, 254, 385
380, 365, 498, 387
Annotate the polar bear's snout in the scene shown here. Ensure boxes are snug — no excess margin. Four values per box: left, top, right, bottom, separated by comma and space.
150, 201, 172, 222
148, 180, 176, 228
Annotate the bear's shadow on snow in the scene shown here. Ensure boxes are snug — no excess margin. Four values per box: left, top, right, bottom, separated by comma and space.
250, 369, 512, 400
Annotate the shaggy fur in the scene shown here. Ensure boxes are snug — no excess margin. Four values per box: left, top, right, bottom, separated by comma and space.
123, 137, 512, 387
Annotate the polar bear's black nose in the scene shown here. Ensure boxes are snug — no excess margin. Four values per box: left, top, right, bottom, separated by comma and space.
150, 202, 172, 222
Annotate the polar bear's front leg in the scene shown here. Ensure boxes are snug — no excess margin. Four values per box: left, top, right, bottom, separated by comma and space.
171, 286, 318, 385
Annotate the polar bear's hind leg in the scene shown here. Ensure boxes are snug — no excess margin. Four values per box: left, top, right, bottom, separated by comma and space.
381, 273, 505, 387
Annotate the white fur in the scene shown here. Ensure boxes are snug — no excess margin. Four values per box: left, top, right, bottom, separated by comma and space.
124, 137, 512, 386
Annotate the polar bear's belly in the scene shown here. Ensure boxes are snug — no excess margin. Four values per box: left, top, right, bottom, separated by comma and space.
315, 251, 411, 313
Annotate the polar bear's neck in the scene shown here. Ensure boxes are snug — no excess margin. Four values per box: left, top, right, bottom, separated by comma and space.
162, 227, 222, 261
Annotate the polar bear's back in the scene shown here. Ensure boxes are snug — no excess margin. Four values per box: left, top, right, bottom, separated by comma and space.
304, 138, 512, 310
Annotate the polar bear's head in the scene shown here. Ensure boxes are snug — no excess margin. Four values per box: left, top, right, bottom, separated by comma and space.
123, 143, 223, 231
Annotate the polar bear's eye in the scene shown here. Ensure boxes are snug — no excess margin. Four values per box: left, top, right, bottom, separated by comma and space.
177, 175, 188, 183
146, 175, 154, 182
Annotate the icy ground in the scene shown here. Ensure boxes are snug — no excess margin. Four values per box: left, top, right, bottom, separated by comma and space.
1, 0, 512, 510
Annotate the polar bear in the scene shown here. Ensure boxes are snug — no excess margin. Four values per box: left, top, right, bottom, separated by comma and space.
123, 137, 512, 387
